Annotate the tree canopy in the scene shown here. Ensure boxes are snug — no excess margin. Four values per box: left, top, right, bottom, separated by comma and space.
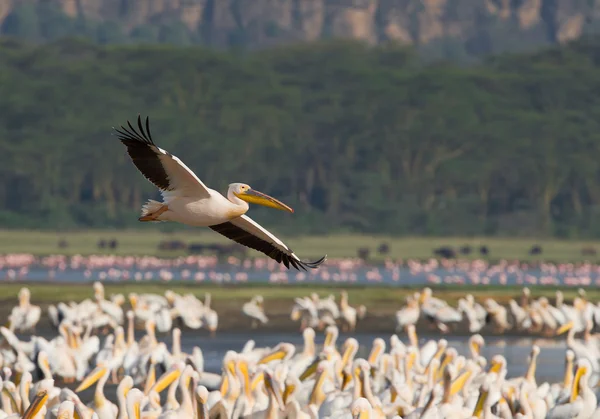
1, 37, 600, 237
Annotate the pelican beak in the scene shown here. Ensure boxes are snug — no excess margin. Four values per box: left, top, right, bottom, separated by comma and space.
407, 351, 417, 372
2, 386, 19, 414
264, 372, 285, 410
283, 382, 296, 404
571, 365, 587, 402
238, 360, 251, 398
367, 345, 382, 367
129, 295, 137, 309
22, 389, 49, 419
472, 388, 488, 418
324, 330, 335, 347
152, 367, 181, 393
73, 402, 88, 419
251, 371, 264, 391
341, 368, 352, 390
76, 366, 107, 392
352, 409, 370, 419
235, 189, 294, 213
259, 349, 287, 365
132, 399, 142, 419
220, 360, 237, 396
341, 342, 355, 370
300, 358, 320, 381
557, 321, 574, 335
450, 370, 472, 396
219, 376, 229, 397
489, 360, 502, 374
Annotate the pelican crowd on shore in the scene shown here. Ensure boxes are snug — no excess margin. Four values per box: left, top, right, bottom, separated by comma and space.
8, 282, 600, 341
394, 287, 600, 339
1, 285, 600, 417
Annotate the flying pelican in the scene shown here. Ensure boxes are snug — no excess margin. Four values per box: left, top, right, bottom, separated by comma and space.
115, 115, 326, 271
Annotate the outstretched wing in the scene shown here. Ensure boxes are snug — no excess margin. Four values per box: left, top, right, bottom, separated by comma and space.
114, 115, 211, 199
209, 215, 326, 271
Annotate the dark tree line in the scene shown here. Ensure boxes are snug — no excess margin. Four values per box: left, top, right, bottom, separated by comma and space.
1, 37, 600, 237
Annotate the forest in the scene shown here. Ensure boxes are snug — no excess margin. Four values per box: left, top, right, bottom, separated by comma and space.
1, 36, 600, 237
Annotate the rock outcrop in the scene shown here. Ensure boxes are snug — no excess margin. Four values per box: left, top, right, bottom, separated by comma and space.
1, 0, 598, 52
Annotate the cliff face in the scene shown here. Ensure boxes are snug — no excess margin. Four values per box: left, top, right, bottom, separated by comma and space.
1, 0, 598, 51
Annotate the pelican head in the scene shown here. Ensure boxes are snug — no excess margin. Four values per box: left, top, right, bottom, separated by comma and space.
324, 326, 339, 348
18, 288, 30, 305
367, 338, 386, 367
419, 288, 432, 304
229, 183, 294, 213
128, 293, 138, 309
112, 294, 125, 306
488, 355, 506, 374
118, 376, 134, 399
37, 351, 52, 379
165, 290, 176, 305
23, 379, 53, 419
351, 397, 372, 419
56, 401, 74, 419
126, 388, 144, 419
469, 334, 485, 356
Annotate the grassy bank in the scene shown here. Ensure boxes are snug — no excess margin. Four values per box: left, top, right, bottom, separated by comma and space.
1, 230, 600, 262
0, 283, 594, 307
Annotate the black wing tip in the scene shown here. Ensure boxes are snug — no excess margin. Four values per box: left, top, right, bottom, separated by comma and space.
292, 254, 327, 271
113, 114, 155, 145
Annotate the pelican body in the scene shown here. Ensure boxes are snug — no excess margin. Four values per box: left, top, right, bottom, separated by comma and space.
115, 116, 326, 271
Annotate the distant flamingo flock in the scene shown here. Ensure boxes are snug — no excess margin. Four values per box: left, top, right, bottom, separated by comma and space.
1, 254, 600, 287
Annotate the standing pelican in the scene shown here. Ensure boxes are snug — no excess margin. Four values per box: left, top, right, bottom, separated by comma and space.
115, 115, 326, 270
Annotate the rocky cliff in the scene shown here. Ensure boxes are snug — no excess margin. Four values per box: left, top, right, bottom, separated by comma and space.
1, 0, 599, 53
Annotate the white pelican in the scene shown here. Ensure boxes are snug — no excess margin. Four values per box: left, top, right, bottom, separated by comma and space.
242, 296, 268, 329
395, 297, 419, 333
115, 115, 326, 270
547, 358, 597, 419
339, 291, 365, 332
9, 288, 41, 333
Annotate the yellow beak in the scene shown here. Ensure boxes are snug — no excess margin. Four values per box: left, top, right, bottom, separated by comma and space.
259, 349, 287, 365
557, 321, 574, 335
264, 371, 285, 410
472, 389, 488, 418
152, 368, 181, 393
571, 365, 587, 402
22, 389, 49, 419
300, 358, 320, 381
450, 370, 472, 396
76, 366, 108, 392
234, 189, 294, 213
488, 360, 503, 374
